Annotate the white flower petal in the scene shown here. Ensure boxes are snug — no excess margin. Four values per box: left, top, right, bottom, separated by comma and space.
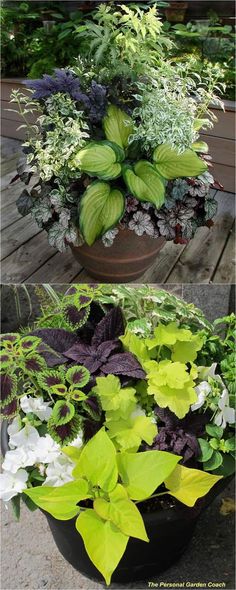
0, 469, 28, 502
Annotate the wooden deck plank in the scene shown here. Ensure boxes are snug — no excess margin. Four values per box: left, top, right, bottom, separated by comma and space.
1, 215, 41, 259
1, 199, 23, 230
212, 222, 236, 283
1, 182, 24, 207
1, 232, 56, 283
27, 250, 82, 283
166, 192, 235, 284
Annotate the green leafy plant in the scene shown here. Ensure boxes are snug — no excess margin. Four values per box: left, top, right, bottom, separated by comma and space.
198, 423, 235, 476
23, 428, 222, 585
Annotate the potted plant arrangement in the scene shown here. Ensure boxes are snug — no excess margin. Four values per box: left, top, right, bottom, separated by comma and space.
1, 285, 235, 585
11, 3, 223, 281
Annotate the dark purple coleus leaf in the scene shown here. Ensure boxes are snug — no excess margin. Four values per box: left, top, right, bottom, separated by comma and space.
0, 398, 18, 419
31, 329, 78, 367
48, 413, 81, 445
64, 305, 89, 328
91, 307, 125, 347
64, 340, 121, 374
0, 373, 17, 407
149, 406, 210, 464
102, 352, 145, 379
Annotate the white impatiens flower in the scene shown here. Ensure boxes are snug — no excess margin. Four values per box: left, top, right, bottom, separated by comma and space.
2, 447, 36, 474
191, 381, 212, 411
70, 431, 83, 448
214, 390, 236, 429
8, 417, 22, 448
0, 469, 28, 502
43, 455, 75, 487
20, 395, 52, 421
9, 424, 40, 450
34, 435, 60, 464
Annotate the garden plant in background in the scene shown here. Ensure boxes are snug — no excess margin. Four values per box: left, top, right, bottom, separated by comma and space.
0, 285, 235, 585
9, 3, 224, 281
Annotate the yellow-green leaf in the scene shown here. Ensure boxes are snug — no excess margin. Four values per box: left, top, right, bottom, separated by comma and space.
94, 484, 149, 541
103, 104, 134, 149
165, 464, 223, 507
153, 144, 207, 180
117, 450, 180, 500
73, 428, 118, 492
23, 479, 89, 519
79, 181, 125, 246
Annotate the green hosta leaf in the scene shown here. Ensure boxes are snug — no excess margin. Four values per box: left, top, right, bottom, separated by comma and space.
145, 359, 197, 419
206, 424, 224, 439
193, 119, 210, 131
107, 415, 157, 452
94, 484, 148, 542
66, 365, 90, 388
76, 509, 129, 585
198, 438, 214, 463
122, 161, 165, 208
23, 479, 89, 519
120, 331, 150, 366
103, 104, 134, 149
79, 181, 125, 246
203, 450, 223, 471
51, 400, 75, 425
117, 450, 180, 501
73, 429, 118, 492
95, 375, 136, 420
191, 141, 209, 153
153, 144, 207, 180
165, 464, 222, 507
73, 140, 124, 180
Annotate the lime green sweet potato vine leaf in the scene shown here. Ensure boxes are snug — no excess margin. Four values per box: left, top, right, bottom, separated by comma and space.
76, 509, 129, 586
165, 464, 222, 507
153, 144, 207, 180
94, 483, 149, 541
79, 181, 125, 246
73, 428, 118, 492
117, 450, 180, 500
103, 105, 134, 149
23, 479, 89, 519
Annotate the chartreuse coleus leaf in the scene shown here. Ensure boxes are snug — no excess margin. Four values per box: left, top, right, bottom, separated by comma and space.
145, 322, 204, 364
153, 144, 207, 180
23, 479, 90, 519
73, 428, 118, 492
76, 509, 129, 586
95, 375, 136, 420
94, 484, 148, 542
107, 414, 157, 452
144, 359, 197, 419
120, 331, 150, 366
164, 464, 222, 507
103, 104, 134, 149
73, 140, 124, 180
79, 181, 125, 246
122, 160, 165, 209
117, 450, 180, 500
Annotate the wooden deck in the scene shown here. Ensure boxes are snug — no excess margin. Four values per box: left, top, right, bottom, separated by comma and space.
1, 138, 235, 285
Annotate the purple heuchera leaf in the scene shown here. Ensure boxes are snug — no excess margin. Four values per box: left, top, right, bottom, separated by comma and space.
91, 307, 124, 347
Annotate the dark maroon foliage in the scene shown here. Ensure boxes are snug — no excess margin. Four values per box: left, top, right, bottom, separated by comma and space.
148, 406, 209, 465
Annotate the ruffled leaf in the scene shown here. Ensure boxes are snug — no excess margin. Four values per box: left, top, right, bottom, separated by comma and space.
51, 400, 75, 425
66, 365, 90, 388
47, 413, 82, 445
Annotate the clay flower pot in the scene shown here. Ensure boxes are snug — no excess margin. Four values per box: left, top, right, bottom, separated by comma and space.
70, 229, 165, 282
165, 1, 188, 22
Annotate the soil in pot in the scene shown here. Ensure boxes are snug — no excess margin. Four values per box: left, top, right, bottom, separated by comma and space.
70, 229, 165, 282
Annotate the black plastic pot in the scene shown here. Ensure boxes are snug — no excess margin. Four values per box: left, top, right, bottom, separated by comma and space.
1, 421, 233, 584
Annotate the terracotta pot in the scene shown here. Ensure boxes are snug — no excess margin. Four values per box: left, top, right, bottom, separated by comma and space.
70, 230, 165, 283
165, 1, 188, 22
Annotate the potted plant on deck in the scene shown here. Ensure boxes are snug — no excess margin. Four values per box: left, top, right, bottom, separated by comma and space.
1, 286, 235, 585
10, 3, 223, 281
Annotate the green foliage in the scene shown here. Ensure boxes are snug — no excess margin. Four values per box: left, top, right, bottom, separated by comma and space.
146, 321, 204, 363
145, 359, 197, 419
117, 450, 180, 500
107, 413, 157, 452
79, 181, 125, 246
103, 105, 134, 149
95, 375, 137, 421
24, 479, 89, 519
164, 464, 222, 507
198, 422, 235, 476
123, 161, 165, 209
153, 145, 208, 180
74, 141, 125, 180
